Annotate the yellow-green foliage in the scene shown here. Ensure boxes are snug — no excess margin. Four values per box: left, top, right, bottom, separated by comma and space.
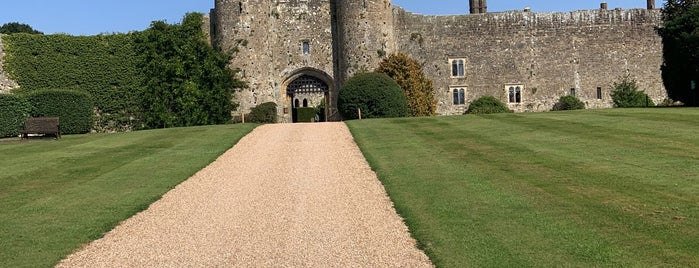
376, 52, 437, 117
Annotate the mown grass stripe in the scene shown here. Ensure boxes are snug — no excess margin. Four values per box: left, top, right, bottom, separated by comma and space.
348, 108, 699, 267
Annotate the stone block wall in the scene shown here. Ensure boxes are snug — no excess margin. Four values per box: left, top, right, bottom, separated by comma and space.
0, 34, 19, 94
213, 0, 335, 122
393, 8, 666, 114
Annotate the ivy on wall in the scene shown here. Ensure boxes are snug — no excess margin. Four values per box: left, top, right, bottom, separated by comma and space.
4, 33, 142, 130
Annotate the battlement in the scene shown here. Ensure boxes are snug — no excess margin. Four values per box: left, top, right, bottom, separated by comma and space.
394, 7, 662, 32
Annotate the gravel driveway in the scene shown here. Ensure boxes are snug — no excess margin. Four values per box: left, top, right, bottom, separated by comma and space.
57, 123, 432, 267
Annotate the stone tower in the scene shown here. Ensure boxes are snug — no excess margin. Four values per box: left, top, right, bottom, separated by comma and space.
333, 0, 396, 87
469, 0, 487, 14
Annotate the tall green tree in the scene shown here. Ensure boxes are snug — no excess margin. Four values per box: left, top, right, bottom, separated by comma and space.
658, 0, 699, 106
134, 13, 245, 128
376, 52, 437, 116
0, 22, 42, 34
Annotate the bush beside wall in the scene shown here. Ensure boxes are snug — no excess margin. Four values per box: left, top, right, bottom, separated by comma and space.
0, 94, 31, 137
246, 102, 277, 123
25, 90, 93, 134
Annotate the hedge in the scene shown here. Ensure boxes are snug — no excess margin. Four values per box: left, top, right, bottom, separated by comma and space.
296, 107, 317, 122
246, 102, 277, 123
0, 94, 31, 137
338, 72, 408, 120
25, 89, 93, 134
4, 33, 141, 130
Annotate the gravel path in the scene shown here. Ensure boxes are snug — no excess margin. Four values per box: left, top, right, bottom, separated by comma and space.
57, 123, 432, 267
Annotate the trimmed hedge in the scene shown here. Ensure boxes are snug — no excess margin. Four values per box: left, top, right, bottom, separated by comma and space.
246, 102, 277, 123
465, 96, 513, 114
296, 107, 317, 122
25, 90, 93, 134
0, 94, 31, 137
553, 95, 586, 111
338, 72, 408, 120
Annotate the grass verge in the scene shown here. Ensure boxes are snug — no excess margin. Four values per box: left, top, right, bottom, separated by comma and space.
0, 124, 256, 267
347, 108, 699, 267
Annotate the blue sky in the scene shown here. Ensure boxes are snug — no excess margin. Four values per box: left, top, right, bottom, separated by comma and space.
1, 0, 659, 36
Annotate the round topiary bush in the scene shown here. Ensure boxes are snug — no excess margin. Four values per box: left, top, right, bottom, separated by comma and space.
25, 89, 93, 134
465, 96, 512, 114
553, 95, 586, 111
338, 72, 408, 120
246, 102, 277, 123
0, 94, 31, 137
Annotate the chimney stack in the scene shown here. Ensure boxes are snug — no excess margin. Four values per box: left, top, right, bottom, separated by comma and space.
647, 0, 655, 10
479, 0, 488, 13
469, 0, 479, 14
601, 2, 608, 10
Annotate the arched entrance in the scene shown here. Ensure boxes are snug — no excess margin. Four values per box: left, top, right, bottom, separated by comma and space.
283, 68, 333, 123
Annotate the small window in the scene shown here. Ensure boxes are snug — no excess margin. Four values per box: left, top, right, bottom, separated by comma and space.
303, 99, 308, 107
507, 85, 523, 103
450, 59, 465, 78
294, 99, 300, 108
451, 87, 466, 105
302, 41, 310, 55
596, 87, 603, 99
570, 88, 576, 97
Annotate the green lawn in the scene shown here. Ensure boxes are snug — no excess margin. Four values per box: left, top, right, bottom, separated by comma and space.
0, 124, 256, 267
347, 108, 699, 267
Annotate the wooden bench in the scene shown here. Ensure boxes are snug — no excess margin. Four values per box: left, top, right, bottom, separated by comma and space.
21, 117, 61, 140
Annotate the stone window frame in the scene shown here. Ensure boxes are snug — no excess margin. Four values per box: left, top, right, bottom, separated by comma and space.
450, 86, 466, 105
302, 40, 310, 55
449, 58, 466, 78
570, 88, 577, 97
506, 84, 524, 104
596, 87, 603, 100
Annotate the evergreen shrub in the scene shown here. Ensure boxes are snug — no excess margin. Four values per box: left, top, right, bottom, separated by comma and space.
246, 102, 277, 123
611, 76, 655, 107
465, 96, 513, 114
25, 89, 93, 134
553, 95, 586, 111
0, 94, 31, 137
338, 72, 408, 120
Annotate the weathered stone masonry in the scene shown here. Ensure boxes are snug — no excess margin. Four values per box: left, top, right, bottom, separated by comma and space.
396, 8, 665, 113
211, 0, 666, 120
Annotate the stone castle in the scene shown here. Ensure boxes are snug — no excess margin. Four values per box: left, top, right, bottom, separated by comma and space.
209, 0, 667, 122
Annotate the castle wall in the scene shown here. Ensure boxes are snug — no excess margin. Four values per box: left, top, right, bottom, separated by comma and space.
0, 34, 19, 94
213, 0, 335, 122
393, 8, 666, 114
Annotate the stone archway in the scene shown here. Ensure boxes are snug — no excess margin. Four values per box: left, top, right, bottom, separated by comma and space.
282, 68, 334, 123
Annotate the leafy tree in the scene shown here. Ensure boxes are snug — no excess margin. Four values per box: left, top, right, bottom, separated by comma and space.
134, 13, 245, 128
553, 95, 586, 111
611, 76, 655, 107
376, 52, 436, 116
338, 72, 408, 120
0, 22, 43, 34
465, 96, 512, 114
658, 0, 699, 106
